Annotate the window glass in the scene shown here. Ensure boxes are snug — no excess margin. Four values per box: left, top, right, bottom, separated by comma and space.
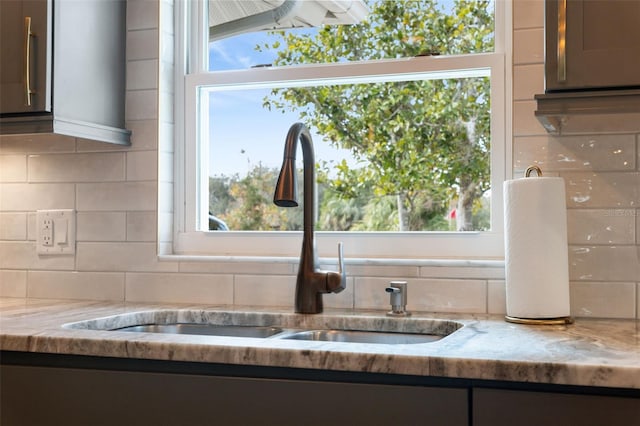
208, 0, 495, 71
205, 72, 491, 232
204, 0, 495, 232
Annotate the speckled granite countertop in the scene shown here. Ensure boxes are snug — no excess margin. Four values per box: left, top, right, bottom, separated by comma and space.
1, 298, 638, 389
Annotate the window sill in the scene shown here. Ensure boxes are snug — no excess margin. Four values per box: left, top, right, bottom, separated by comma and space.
158, 254, 504, 269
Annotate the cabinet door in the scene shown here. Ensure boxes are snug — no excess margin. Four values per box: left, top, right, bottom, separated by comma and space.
474, 388, 640, 426
545, 0, 640, 91
0, 0, 51, 114
1, 365, 469, 426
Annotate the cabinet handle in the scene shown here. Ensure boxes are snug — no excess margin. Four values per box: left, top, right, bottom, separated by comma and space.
557, 0, 567, 83
24, 16, 35, 106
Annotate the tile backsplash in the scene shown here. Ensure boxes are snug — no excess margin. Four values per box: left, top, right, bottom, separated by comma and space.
0, 0, 638, 319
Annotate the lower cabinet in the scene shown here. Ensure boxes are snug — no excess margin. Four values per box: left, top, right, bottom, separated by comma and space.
2, 352, 639, 426
473, 388, 640, 426
0, 364, 468, 426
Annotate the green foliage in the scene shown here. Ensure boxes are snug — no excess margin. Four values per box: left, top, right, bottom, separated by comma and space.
259, 0, 493, 231
210, 165, 304, 231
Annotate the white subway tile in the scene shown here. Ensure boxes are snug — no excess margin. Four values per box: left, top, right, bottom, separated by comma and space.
126, 29, 159, 61
513, 28, 544, 65
323, 277, 355, 309
158, 182, 173, 213
126, 120, 158, 150
160, 33, 174, 65
126, 211, 156, 241
126, 150, 157, 181
126, 272, 233, 304
0, 183, 75, 211
567, 209, 635, 245
513, 100, 547, 137
77, 242, 178, 272
27, 271, 125, 301
178, 260, 294, 275
159, 61, 174, 94
158, 212, 173, 243
28, 153, 125, 182
76, 212, 127, 242
127, 59, 159, 90
637, 283, 640, 319
126, 90, 158, 121
0, 155, 27, 182
513, 0, 544, 30
513, 64, 544, 101
0, 241, 75, 270
355, 277, 486, 314
487, 280, 506, 315
75, 138, 127, 152
514, 134, 636, 172
158, 152, 173, 183
160, 0, 174, 35
158, 122, 173, 153
562, 172, 640, 208
0, 213, 27, 240
0, 270, 27, 297
77, 181, 156, 211
343, 264, 420, 278
569, 245, 640, 282
127, 0, 159, 31
234, 275, 296, 307
26, 212, 36, 240
0, 134, 75, 154
570, 281, 636, 319
420, 266, 504, 280
637, 209, 640, 244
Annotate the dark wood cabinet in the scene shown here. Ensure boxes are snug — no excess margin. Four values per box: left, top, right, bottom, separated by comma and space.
536, 0, 640, 133
2, 352, 639, 426
0, 0, 130, 145
473, 388, 640, 426
544, 0, 640, 92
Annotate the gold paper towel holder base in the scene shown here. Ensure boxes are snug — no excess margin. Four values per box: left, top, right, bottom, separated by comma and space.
505, 316, 573, 325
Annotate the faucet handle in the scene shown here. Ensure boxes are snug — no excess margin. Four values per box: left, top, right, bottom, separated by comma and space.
326, 242, 346, 294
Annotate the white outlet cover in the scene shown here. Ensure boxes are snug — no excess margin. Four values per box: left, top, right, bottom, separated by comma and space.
36, 209, 76, 255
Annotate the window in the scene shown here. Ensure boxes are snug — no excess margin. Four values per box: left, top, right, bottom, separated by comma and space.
175, 0, 511, 259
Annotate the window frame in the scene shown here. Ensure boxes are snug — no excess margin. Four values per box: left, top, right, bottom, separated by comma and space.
173, 0, 512, 260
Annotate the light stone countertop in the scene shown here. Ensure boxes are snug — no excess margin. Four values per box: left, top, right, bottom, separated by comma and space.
1, 298, 639, 390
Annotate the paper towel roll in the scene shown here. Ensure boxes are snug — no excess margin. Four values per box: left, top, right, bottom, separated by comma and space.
503, 175, 570, 319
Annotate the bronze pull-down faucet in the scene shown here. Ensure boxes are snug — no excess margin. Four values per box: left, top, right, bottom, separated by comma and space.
274, 122, 346, 314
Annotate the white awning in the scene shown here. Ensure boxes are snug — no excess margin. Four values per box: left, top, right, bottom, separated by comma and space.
209, 0, 369, 40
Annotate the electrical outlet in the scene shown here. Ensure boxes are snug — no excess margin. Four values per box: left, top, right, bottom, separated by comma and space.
42, 219, 53, 246
36, 210, 76, 255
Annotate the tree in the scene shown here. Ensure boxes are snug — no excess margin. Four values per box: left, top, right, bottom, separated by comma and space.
260, 0, 493, 231
213, 164, 304, 231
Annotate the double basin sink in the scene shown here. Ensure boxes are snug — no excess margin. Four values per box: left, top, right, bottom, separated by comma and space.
64, 309, 463, 345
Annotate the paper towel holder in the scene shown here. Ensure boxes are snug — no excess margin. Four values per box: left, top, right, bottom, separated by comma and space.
525, 165, 543, 177
505, 164, 574, 326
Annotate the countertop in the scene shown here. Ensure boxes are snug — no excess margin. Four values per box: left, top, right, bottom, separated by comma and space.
1, 298, 639, 390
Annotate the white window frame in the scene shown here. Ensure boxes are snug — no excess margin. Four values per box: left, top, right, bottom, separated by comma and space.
173, 0, 512, 260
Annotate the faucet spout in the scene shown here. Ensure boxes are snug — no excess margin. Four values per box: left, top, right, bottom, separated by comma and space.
274, 123, 346, 314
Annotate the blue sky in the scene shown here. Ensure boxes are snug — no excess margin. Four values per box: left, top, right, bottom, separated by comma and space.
207, 28, 352, 177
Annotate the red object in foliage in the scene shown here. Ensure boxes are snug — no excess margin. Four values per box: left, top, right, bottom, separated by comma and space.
449, 208, 456, 219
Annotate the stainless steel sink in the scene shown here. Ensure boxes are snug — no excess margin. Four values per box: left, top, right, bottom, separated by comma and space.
113, 324, 444, 344
113, 323, 284, 338
63, 309, 463, 345
282, 329, 442, 344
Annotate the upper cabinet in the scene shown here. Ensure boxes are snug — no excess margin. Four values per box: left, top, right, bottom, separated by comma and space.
0, 0, 130, 145
535, 0, 640, 133
545, 0, 640, 91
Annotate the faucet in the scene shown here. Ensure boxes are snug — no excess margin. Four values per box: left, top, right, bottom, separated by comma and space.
273, 122, 346, 314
